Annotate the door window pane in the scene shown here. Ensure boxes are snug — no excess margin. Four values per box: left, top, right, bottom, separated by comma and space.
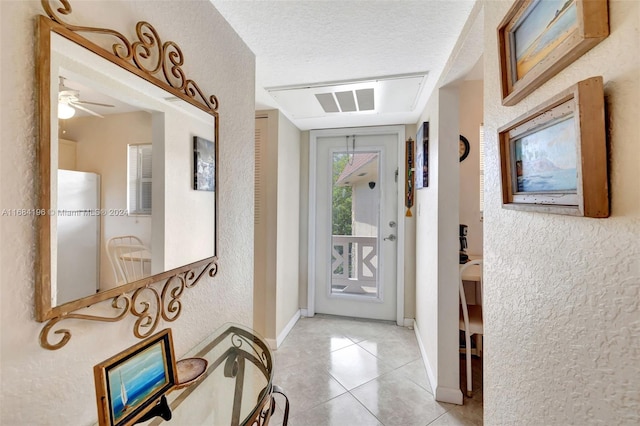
330, 152, 379, 297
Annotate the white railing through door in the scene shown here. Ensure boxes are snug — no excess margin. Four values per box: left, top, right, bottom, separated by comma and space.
331, 235, 377, 295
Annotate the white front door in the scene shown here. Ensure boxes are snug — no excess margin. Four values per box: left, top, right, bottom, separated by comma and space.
309, 127, 401, 321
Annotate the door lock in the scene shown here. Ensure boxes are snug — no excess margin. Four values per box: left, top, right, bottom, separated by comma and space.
389, 221, 396, 228
384, 234, 396, 241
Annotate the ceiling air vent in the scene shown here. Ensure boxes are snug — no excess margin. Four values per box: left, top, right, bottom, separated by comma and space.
267, 72, 428, 119
314, 93, 339, 113
355, 88, 374, 111
315, 88, 375, 113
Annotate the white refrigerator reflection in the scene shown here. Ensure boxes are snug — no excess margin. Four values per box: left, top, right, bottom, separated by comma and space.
56, 170, 101, 305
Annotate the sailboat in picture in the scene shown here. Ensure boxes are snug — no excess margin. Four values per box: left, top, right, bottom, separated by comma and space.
119, 370, 131, 413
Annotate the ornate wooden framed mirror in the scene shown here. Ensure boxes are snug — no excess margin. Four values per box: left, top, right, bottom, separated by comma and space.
35, 0, 219, 349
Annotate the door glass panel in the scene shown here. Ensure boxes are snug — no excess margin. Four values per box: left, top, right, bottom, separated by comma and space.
330, 152, 379, 298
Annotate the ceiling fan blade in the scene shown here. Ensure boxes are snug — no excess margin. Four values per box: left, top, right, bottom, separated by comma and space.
71, 103, 104, 118
75, 100, 115, 108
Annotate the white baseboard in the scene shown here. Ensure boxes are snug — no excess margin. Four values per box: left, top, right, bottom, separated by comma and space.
435, 386, 463, 405
300, 308, 310, 317
412, 320, 437, 392
273, 309, 301, 349
403, 318, 414, 327
265, 338, 277, 350
413, 320, 463, 405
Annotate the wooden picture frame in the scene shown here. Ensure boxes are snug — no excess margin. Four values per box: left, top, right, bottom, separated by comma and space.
94, 329, 177, 426
415, 122, 429, 189
498, 76, 608, 217
498, 0, 608, 106
405, 137, 414, 216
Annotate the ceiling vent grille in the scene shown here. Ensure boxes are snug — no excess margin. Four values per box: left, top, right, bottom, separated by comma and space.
314, 88, 375, 113
266, 72, 428, 120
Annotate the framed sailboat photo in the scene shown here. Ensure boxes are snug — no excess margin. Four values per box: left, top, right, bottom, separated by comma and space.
93, 329, 177, 426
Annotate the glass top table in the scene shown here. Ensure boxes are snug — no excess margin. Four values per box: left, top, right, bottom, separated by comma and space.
142, 323, 279, 426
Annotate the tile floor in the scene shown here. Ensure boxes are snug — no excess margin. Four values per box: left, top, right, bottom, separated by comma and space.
269, 315, 483, 426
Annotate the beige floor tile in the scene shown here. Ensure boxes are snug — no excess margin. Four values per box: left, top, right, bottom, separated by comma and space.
273, 315, 483, 426
273, 364, 347, 412
394, 358, 434, 394
288, 393, 383, 426
326, 344, 395, 390
357, 337, 421, 369
351, 369, 451, 426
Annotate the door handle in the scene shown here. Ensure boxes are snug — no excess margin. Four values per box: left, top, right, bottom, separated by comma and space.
384, 234, 396, 241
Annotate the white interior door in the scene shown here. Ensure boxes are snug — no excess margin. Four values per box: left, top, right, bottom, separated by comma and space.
311, 129, 399, 321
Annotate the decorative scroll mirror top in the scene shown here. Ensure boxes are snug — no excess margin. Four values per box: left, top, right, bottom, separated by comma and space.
41, 0, 218, 115
36, 0, 219, 350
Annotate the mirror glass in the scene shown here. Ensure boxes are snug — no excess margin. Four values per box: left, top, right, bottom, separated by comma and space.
42, 29, 217, 312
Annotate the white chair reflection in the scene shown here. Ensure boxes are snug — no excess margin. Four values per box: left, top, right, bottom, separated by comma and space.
459, 259, 483, 397
106, 235, 151, 284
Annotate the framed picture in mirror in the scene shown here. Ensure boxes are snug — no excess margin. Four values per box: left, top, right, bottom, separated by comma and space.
193, 136, 216, 191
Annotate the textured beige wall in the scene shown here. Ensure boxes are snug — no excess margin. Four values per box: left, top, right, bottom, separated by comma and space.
483, 1, 640, 424
0, 1, 255, 424
254, 114, 272, 337
276, 112, 301, 336
254, 110, 301, 342
414, 85, 463, 402
459, 79, 483, 256
298, 131, 311, 310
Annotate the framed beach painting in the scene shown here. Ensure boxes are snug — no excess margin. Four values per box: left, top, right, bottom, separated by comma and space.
93, 329, 177, 426
498, 0, 608, 106
498, 77, 608, 217
193, 136, 216, 191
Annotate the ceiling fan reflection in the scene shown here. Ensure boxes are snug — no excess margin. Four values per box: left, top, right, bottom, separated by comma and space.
58, 76, 114, 118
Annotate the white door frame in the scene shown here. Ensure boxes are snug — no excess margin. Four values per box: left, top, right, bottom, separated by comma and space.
308, 125, 405, 325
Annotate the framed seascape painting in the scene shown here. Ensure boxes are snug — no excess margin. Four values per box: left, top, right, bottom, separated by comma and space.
415, 122, 429, 189
498, 0, 608, 106
93, 329, 177, 426
498, 77, 608, 217
193, 136, 216, 191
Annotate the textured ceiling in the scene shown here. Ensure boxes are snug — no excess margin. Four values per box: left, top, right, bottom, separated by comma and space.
211, 0, 477, 130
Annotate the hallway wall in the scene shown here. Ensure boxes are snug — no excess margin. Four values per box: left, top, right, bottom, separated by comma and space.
254, 109, 301, 344
0, 1, 255, 424
483, 1, 640, 423
458, 79, 483, 256
412, 1, 484, 405
414, 85, 462, 403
